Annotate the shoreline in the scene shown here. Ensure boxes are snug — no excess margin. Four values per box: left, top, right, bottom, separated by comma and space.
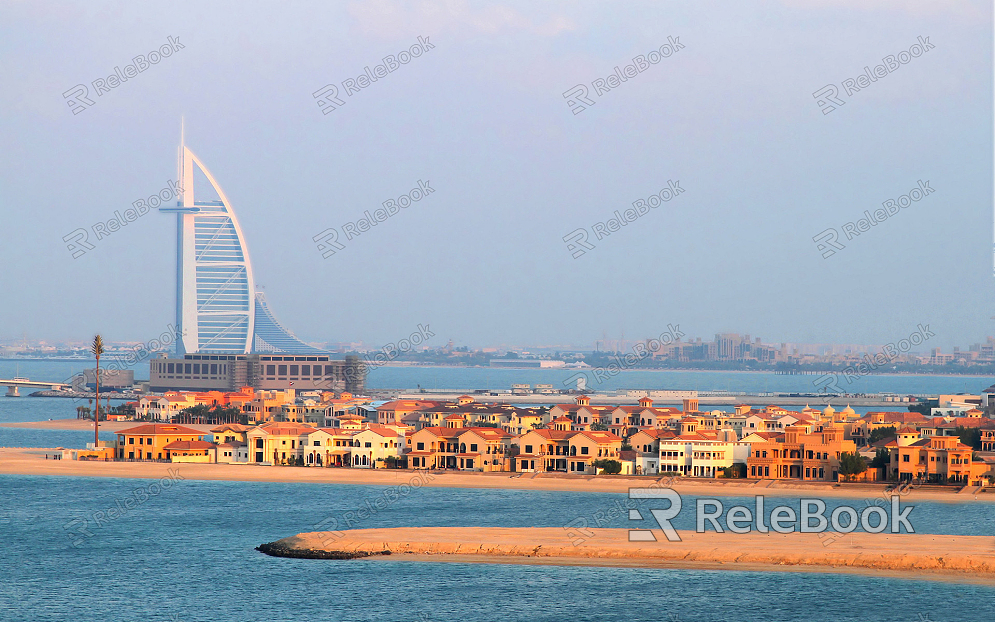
259, 527, 995, 586
0, 448, 990, 502
0, 420, 215, 433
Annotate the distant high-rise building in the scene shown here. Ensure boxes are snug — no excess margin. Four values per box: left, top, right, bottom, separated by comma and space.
161, 128, 320, 355
153, 130, 361, 393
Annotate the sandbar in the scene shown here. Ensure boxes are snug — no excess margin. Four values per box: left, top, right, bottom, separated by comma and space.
259, 527, 995, 585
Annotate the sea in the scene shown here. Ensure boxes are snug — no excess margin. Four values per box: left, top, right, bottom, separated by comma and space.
1, 357, 992, 395
1, 360, 994, 621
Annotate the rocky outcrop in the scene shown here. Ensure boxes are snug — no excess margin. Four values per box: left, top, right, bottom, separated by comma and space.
257, 536, 391, 560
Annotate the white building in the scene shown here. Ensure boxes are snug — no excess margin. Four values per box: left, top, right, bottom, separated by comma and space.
658, 435, 751, 478
350, 425, 406, 468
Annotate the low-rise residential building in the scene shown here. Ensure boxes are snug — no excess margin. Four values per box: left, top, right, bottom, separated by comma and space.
245, 422, 316, 465
610, 397, 683, 436
455, 427, 514, 472
163, 440, 216, 462
115, 423, 206, 461
746, 424, 856, 481
513, 428, 621, 474
210, 424, 252, 445
629, 428, 677, 475
350, 425, 407, 468
884, 430, 981, 484
657, 433, 750, 477
215, 441, 246, 463
377, 400, 442, 426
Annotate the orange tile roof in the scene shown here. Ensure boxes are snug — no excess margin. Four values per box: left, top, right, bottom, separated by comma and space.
163, 440, 216, 450
378, 400, 441, 410
117, 424, 204, 436
255, 425, 316, 436
527, 429, 574, 441
461, 427, 512, 438
210, 424, 252, 433
572, 430, 622, 442
356, 425, 403, 437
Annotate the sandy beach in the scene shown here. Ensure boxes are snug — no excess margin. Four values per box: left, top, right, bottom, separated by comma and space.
0, 419, 215, 433
260, 527, 995, 585
0, 446, 990, 503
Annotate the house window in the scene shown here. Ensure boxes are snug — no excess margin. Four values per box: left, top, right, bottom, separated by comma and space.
147, 438, 152, 445
365, 442, 372, 448
417, 442, 425, 451
470, 444, 478, 452
313, 440, 321, 446
525, 445, 533, 453
581, 447, 589, 455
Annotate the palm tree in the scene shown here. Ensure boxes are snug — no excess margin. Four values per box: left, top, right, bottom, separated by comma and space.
91, 335, 104, 447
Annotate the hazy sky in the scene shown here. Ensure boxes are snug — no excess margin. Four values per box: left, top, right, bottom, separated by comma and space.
0, 0, 991, 351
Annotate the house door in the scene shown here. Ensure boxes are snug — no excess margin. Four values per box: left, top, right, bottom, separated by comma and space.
255, 451, 263, 462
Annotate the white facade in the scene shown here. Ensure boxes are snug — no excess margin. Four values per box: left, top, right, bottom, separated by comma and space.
658, 438, 751, 478
161, 136, 255, 355
350, 428, 406, 468
136, 395, 195, 421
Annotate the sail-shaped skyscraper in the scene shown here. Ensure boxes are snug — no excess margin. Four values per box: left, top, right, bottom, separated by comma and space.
150, 129, 362, 393
160, 128, 321, 355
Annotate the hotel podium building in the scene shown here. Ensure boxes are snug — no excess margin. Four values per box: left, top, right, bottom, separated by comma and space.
151, 132, 362, 393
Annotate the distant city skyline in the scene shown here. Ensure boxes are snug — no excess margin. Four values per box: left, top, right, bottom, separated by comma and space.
6, 330, 995, 359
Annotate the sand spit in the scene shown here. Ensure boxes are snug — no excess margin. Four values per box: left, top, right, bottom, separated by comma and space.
259, 527, 995, 585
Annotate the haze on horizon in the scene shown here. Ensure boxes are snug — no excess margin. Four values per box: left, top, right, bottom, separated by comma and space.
0, 0, 991, 352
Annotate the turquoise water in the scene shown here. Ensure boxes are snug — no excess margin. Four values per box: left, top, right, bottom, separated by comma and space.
0, 397, 117, 448
2, 359, 991, 394
0, 475, 992, 621
3, 369, 994, 621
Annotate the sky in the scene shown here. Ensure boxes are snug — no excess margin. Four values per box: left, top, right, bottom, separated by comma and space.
0, 0, 991, 351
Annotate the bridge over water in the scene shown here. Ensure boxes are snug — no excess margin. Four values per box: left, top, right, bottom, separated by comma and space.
0, 378, 70, 397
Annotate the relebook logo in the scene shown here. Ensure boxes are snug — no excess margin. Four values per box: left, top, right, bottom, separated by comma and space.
623, 489, 915, 542
813, 36, 935, 115
62, 36, 186, 115
312, 36, 435, 115
563, 36, 685, 115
